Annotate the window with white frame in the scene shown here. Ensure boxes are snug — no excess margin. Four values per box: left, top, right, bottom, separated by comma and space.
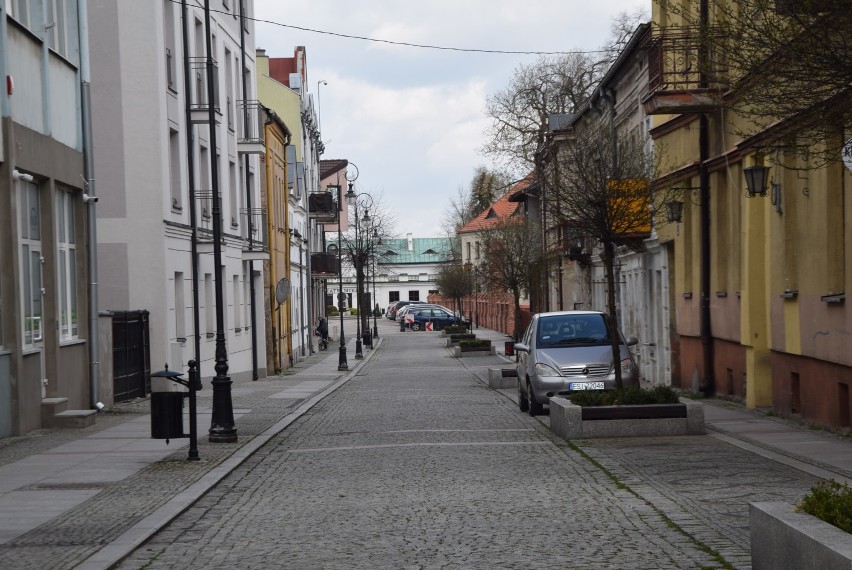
56, 188, 78, 340
8, 0, 30, 27
20, 180, 43, 347
47, 0, 68, 57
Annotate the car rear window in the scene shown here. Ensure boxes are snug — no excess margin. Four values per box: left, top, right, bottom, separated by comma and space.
537, 314, 610, 346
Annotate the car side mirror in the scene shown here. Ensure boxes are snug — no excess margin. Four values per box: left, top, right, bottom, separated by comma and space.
625, 337, 638, 346
513, 342, 530, 353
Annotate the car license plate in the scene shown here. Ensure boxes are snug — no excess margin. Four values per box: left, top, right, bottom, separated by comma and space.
569, 382, 605, 391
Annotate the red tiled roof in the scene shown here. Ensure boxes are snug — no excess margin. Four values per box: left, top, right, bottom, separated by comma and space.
458, 173, 536, 234
320, 159, 348, 180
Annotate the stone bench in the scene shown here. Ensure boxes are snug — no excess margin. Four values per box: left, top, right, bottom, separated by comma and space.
487, 367, 517, 389
549, 396, 705, 439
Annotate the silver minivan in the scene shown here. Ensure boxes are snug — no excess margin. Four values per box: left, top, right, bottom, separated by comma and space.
513, 311, 640, 416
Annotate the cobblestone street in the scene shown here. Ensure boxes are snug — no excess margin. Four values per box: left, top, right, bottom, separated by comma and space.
1, 319, 845, 569
113, 324, 813, 569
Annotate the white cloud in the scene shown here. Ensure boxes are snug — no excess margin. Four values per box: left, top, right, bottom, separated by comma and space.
254, 0, 649, 237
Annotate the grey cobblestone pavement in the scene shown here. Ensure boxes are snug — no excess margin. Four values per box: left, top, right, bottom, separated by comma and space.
0, 317, 849, 569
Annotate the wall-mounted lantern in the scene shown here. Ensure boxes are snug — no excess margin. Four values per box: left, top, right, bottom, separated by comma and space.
744, 164, 768, 198
666, 201, 684, 223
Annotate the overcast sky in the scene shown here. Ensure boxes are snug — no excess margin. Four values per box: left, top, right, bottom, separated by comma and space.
254, 1, 648, 238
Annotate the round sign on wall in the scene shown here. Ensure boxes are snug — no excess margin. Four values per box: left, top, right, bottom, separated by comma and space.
843, 138, 852, 173
275, 278, 290, 305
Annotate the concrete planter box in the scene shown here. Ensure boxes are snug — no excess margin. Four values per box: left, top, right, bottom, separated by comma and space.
444, 334, 476, 347
452, 346, 496, 357
487, 367, 517, 389
549, 396, 705, 439
750, 502, 852, 570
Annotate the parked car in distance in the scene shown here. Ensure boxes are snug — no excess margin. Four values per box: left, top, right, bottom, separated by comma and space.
388, 300, 415, 320
404, 306, 461, 331
513, 311, 639, 416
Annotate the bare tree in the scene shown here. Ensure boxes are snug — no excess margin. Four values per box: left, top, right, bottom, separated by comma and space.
339, 192, 395, 344
433, 264, 472, 323
659, 0, 851, 165
479, 216, 550, 340
481, 53, 602, 174
550, 122, 666, 390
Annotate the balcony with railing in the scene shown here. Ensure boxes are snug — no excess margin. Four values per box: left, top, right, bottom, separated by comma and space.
641, 26, 729, 115
195, 190, 224, 254
237, 100, 265, 154
308, 190, 338, 223
311, 252, 340, 277
241, 207, 269, 261
188, 57, 221, 124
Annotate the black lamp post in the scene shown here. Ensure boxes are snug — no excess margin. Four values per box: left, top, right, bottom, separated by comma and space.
344, 185, 373, 358
203, 0, 236, 443
372, 228, 380, 340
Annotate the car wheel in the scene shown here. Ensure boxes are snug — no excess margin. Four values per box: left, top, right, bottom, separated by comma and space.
528, 381, 544, 416
410, 322, 421, 331
518, 379, 529, 412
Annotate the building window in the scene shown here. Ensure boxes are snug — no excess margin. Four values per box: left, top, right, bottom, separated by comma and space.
47, 0, 68, 57
233, 274, 241, 331
8, 0, 30, 27
19, 180, 42, 347
174, 272, 185, 340
409, 291, 419, 301
169, 128, 182, 210
204, 273, 214, 338
475, 241, 480, 259
163, 0, 177, 91
389, 291, 400, 303
56, 188, 78, 340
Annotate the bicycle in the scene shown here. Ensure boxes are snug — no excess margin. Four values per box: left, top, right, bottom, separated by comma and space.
318, 336, 328, 351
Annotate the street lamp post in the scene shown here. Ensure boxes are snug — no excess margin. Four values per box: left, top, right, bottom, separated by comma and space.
336, 185, 348, 371
372, 228, 380, 340
344, 185, 373, 358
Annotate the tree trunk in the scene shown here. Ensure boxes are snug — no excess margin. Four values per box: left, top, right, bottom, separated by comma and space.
512, 290, 522, 341
602, 241, 623, 392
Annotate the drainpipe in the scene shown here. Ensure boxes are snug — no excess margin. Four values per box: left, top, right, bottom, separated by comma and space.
699, 0, 715, 395
237, 0, 258, 380
78, 0, 100, 408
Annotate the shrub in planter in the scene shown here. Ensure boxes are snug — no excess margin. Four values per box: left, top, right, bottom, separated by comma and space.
797, 480, 852, 534
327, 305, 339, 317
444, 325, 467, 335
568, 385, 680, 407
349, 307, 358, 316
458, 339, 491, 349
449, 333, 476, 341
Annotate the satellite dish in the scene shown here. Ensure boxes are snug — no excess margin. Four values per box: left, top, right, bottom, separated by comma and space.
275, 278, 290, 305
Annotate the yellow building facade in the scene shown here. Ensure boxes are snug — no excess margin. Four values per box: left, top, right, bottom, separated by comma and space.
650, 1, 851, 427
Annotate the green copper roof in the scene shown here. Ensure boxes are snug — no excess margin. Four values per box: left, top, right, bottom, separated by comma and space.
377, 237, 455, 265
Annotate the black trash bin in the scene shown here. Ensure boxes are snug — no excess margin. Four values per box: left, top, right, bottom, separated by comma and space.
150, 366, 187, 440
504, 341, 515, 357
362, 331, 372, 348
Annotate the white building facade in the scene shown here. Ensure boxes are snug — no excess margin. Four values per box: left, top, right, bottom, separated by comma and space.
90, 1, 265, 385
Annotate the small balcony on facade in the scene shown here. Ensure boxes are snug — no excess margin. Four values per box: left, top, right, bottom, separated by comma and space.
237, 100, 265, 154
311, 252, 340, 277
188, 57, 221, 124
195, 190, 224, 254
308, 190, 338, 223
641, 26, 729, 115
241, 207, 269, 261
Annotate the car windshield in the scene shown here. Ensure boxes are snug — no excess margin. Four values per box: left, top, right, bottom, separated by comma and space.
536, 314, 610, 347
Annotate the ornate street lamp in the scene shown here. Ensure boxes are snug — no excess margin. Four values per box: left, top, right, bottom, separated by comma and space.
463, 261, 473, 330
666, 200, 684, 223
372, 227, 380, 340
344, 185, 373, 358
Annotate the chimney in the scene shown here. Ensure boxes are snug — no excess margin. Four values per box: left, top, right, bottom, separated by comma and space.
406, 233, 413, 252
